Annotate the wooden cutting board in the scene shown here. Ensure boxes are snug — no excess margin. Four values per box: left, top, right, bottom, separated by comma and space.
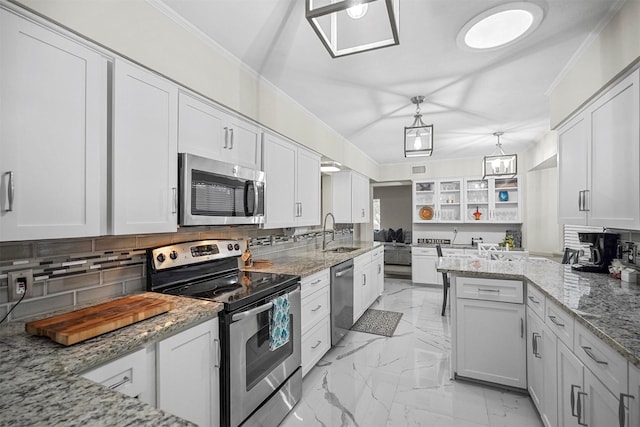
25, 294, 173, 346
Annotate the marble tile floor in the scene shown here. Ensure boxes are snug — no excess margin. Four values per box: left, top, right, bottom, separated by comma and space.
281, 278, 543, 427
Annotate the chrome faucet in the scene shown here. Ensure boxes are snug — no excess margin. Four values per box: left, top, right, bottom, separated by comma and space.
322, 212, 336, 251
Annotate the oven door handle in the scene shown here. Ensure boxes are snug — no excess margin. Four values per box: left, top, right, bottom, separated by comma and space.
232, 301, 274, 322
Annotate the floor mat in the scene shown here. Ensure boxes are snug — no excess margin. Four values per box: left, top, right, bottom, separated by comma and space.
350, 308, 403, 337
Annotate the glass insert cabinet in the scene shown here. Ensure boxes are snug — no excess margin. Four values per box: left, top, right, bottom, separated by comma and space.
413, 176, 521, 224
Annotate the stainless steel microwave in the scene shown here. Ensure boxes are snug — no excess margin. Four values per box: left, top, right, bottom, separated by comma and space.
179, 153, 265, 226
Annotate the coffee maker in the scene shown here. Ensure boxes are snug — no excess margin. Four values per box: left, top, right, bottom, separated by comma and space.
572, 232, 618, 273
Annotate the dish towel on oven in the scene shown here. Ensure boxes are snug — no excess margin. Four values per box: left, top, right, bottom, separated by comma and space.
269, 294, 290, 351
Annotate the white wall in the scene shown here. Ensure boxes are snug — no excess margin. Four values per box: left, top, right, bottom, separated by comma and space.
550, 0, 640, 128
12, 0, 379, 180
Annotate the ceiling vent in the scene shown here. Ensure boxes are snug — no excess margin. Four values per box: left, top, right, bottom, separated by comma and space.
411, 165, 427, 175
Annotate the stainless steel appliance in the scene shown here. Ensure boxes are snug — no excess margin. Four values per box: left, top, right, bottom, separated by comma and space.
147, 240, 301, 427
179, 153, 265, 226
330, 259, 354, 345
572, 232, 619, 273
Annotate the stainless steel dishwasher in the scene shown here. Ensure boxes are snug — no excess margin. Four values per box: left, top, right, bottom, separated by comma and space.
330, 259, 354, 345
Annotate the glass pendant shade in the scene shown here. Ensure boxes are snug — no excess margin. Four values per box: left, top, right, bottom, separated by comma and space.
404, 96, 433, 157
482, 132, 517, 178
306, 0, 400, 58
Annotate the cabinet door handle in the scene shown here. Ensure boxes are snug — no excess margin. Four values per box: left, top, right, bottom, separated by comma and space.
229, 128, 234, 149
578, 190, 583, 211
571, 384, 581, 417
520, 318, 524, 338
378, 264, 382, 274
172, 187, 177, 214
299, 202, 303, 217
619, 393, 634, 427
4, 171, 14, 212
214, 338, 221, 368
583, 190, 590, 212
577, 391, 588, 426
548, 315, 565, 327
223, 127, 229, 148
108, 376, 130, 390
361, 208, 365, 217
528, 295, 540, 304
311, 304, 322, 312
581, 346, 608, 365
311, 340, 322, 349
532, 332, 541, 358
362, 273, 367, 286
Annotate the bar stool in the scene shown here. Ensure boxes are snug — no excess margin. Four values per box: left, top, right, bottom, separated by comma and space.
436, 244, 449, 316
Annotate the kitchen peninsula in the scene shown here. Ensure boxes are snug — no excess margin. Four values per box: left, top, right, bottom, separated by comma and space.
439, 256, 640, 426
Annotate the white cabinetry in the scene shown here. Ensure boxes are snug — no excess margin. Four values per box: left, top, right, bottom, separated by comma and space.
301, 269, 331, 377
629, 364, 640, 427
332, 171, 370, 223
0, 10, 107, 241
454, 276, 526, 389
157, 318, 220, 427
262, 133, 320, 228
558, 68, 640, 229
111, 59, 178, 235
353, 248, 383, 323
464, 177, 521, 223
411, 247, 439, 285
413, 179, 464, 223
82, 347, 154, 404
178, 91, 261, 170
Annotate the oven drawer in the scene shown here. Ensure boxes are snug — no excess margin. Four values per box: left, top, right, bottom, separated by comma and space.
302, 284, 330, 335
302, 314, 330, 377
301, 269, 330, 300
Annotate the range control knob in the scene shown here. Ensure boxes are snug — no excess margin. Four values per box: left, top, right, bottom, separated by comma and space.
227, 243, 234, 251
169, 250, 178, 260
234, 243, 240, 250
156, 253, 166, 263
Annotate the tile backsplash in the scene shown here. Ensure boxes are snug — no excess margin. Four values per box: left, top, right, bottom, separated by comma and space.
0, 225, 354, 323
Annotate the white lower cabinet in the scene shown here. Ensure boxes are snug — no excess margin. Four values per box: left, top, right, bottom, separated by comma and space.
411, 247, 439, 285
82, 318, 219, 426
454, 276, 526, 389
353, 248, 382, 323
82, 347, 153, 404
301, 269, 331, 377
629, 364, 640, 427
371, 246, 385, 296
527, 308, 557, 427
157, 318, 220, 427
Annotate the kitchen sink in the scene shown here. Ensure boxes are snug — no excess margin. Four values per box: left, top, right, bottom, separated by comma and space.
324, 246, 359, 253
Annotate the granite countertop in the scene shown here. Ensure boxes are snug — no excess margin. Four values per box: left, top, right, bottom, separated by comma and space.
0, 292, 222, 427
243, 241, 383, 276
438, 257, 640, 368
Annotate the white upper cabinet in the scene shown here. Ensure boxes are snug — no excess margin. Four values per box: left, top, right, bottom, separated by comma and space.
332, 171, 370, 223
0, 10, 108, 241
262, 132, 320, 228
464, 177, 522, 223
413, 178, 464, 223
558, 68, 640, 229
178, 91, 261, 170
111, 59, 178, 235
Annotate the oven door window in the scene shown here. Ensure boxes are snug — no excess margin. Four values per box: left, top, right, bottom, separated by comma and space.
191, 170, 255, 217
245, 310, 294, 391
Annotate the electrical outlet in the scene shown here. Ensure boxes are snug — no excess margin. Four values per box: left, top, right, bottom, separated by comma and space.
8, 270, 33, 302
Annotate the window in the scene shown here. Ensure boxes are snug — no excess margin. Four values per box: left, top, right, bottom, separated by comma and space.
373, 199, 381, 230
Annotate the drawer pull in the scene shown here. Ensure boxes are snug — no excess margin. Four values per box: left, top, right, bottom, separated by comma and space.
582, 346, 608, 365
478, 288, 500, 293
548, 315, 565, 327
619, 393, 634, 427
109, 376, 130, 390
311, 279, 322, 285
311, 304, 322, 312
528, 295, 540, 304
311, 340, 322, 349
532, 332, 541, 358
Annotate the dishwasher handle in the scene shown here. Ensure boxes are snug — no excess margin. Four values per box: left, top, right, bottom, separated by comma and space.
334, 266, 353, 278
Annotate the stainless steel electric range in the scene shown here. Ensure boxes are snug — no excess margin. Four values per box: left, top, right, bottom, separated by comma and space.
147, 240, 302, 427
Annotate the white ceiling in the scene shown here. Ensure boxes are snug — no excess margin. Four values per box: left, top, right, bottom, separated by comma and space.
158, 0, 620, 165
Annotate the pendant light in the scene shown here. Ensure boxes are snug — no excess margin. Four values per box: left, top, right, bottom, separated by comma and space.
404, 96, 433, 157
482, 132, 517, 178
306, 0, 400, 58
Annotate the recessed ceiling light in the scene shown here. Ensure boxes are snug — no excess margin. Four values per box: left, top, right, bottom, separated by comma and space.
457, 2, 544, 52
